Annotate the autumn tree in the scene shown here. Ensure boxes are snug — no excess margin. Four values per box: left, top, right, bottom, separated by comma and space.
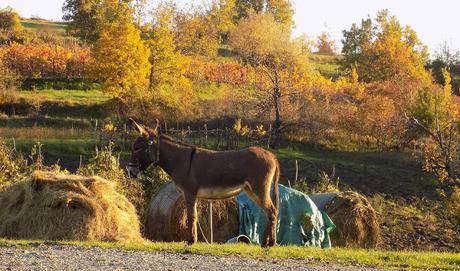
230, 13, 308, 144
409, 69, 460, 184
316, 32, 336, 55
92, 16, 151, 114
234, 0, 293, 26
175, 10, 220, 57
0, 7, 24, 44
341, 10, 429, 83
207, 0, 237, 43
127, 2, 193, 119
429, 42, 460, 94
62, 0, 133, 43
147, 2, 189, 89
0, 7, 22, 32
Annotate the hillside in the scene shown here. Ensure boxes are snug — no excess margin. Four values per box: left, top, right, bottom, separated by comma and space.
20, 18, 68, 36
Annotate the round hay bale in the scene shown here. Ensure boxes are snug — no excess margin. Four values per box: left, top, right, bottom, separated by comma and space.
311, 191, 380, 248
0, 171, 143, 242
145, 182, 239, 243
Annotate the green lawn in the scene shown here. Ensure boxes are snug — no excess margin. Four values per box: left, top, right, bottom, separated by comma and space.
0, 239, 458, 270
17, 89, 112, 105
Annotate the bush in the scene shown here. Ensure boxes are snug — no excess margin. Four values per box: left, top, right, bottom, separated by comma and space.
0, 43, 94, 79
0, 140, 26, 190
445, 187, 460, 226
293, 169, 341, 194
77, 141, 170, 221
0, 61, 20, 107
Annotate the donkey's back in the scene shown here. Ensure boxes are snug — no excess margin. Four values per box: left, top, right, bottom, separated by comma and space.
187, 146, 279, 200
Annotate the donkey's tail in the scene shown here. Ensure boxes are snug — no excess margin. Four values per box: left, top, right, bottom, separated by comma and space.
273, 160, 280, 212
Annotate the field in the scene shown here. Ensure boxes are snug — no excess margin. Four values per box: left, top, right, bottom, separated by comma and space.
1, 87, 459, 253
1, 14, 459, 270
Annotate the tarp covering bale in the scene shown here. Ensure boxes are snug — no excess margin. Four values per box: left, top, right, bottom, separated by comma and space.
0, 171, 143, 242
309, 191, 380, 248
237, 184, 335, 247
145, 181, 239, 242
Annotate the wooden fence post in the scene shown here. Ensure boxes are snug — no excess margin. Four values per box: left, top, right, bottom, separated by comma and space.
209, 201, 213, 244
295, 160, 299, 185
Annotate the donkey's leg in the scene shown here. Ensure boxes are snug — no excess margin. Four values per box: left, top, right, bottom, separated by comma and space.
184, 193, 198, 245
245, 188, 277, 247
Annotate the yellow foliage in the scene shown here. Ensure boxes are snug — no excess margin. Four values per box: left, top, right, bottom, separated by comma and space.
233, 119, 250, 136
92, 20, 151, 99
103, 122, 116, 132
255, 124, 267, 136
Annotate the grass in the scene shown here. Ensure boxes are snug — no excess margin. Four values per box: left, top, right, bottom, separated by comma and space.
5, 89, 114, 118
0, 239, 458, 270
17, 89, 111, 105
20, 18, 67, 34
273, 143, 437, 199
309, 53, 345, 79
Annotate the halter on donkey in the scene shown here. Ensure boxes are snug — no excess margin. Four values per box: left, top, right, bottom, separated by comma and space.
127, 118, 280, 247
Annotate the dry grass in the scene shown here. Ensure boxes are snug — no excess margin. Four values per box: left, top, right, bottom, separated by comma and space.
145, 182, 239, 243
0, 171, 143, 242
325, 191, 380, 248
0, 127, 92, 139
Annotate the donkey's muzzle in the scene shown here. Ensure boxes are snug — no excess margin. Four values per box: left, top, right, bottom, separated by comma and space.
126, 163, 141, 179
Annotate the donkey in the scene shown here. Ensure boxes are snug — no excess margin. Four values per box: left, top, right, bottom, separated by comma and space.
127, 118, 280, 247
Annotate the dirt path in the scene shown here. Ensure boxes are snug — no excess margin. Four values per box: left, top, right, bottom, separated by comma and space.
0, 244, 392, 271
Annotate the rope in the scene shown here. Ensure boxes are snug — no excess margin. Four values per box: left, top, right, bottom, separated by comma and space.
197, 218, 209, 244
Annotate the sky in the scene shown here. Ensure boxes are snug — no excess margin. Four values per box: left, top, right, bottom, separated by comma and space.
1, 0, 459, 54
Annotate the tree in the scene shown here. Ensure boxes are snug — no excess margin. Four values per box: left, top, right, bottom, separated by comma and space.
207, 0, 237, 43
234, 0, 293, 26
175, 10, 220, 57
147, 3, 190, 90
230, 13, 308, 144
429, 42, 460, 94
341, 10, 429, 83
409, 69, 460, 184
62, 0, 133, 43
316, 32, 336, 55
0, 7, 22, 32
92, 19, 151, 114
0, 7, 24, 44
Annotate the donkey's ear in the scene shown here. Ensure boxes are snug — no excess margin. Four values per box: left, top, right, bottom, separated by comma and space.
129, 118, 149, 138
152, 119, 160, 135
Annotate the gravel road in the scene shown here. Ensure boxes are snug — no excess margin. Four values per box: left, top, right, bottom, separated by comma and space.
0, 244, 393, 271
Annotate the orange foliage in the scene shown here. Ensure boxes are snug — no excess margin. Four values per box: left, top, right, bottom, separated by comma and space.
0, 43, 94, 79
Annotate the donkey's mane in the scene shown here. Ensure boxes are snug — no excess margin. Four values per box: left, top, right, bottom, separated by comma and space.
160, 134, 197, 149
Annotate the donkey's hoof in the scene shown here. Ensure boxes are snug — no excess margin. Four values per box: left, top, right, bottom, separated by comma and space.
186, 239, 196, 245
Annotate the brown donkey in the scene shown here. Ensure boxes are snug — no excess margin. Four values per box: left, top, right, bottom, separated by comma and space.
127, 119, 280, 247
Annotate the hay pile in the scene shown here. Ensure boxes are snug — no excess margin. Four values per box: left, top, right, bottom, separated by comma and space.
0, 171, 143, 242
145, 182, 239, 243
146, 183, 380, 247
312, 191, 380, 248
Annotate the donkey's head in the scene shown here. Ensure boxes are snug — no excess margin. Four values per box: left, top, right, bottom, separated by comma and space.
127, 118, 160, 178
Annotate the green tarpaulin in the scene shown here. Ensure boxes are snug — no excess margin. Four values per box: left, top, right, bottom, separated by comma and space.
236, 184, 335, 248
